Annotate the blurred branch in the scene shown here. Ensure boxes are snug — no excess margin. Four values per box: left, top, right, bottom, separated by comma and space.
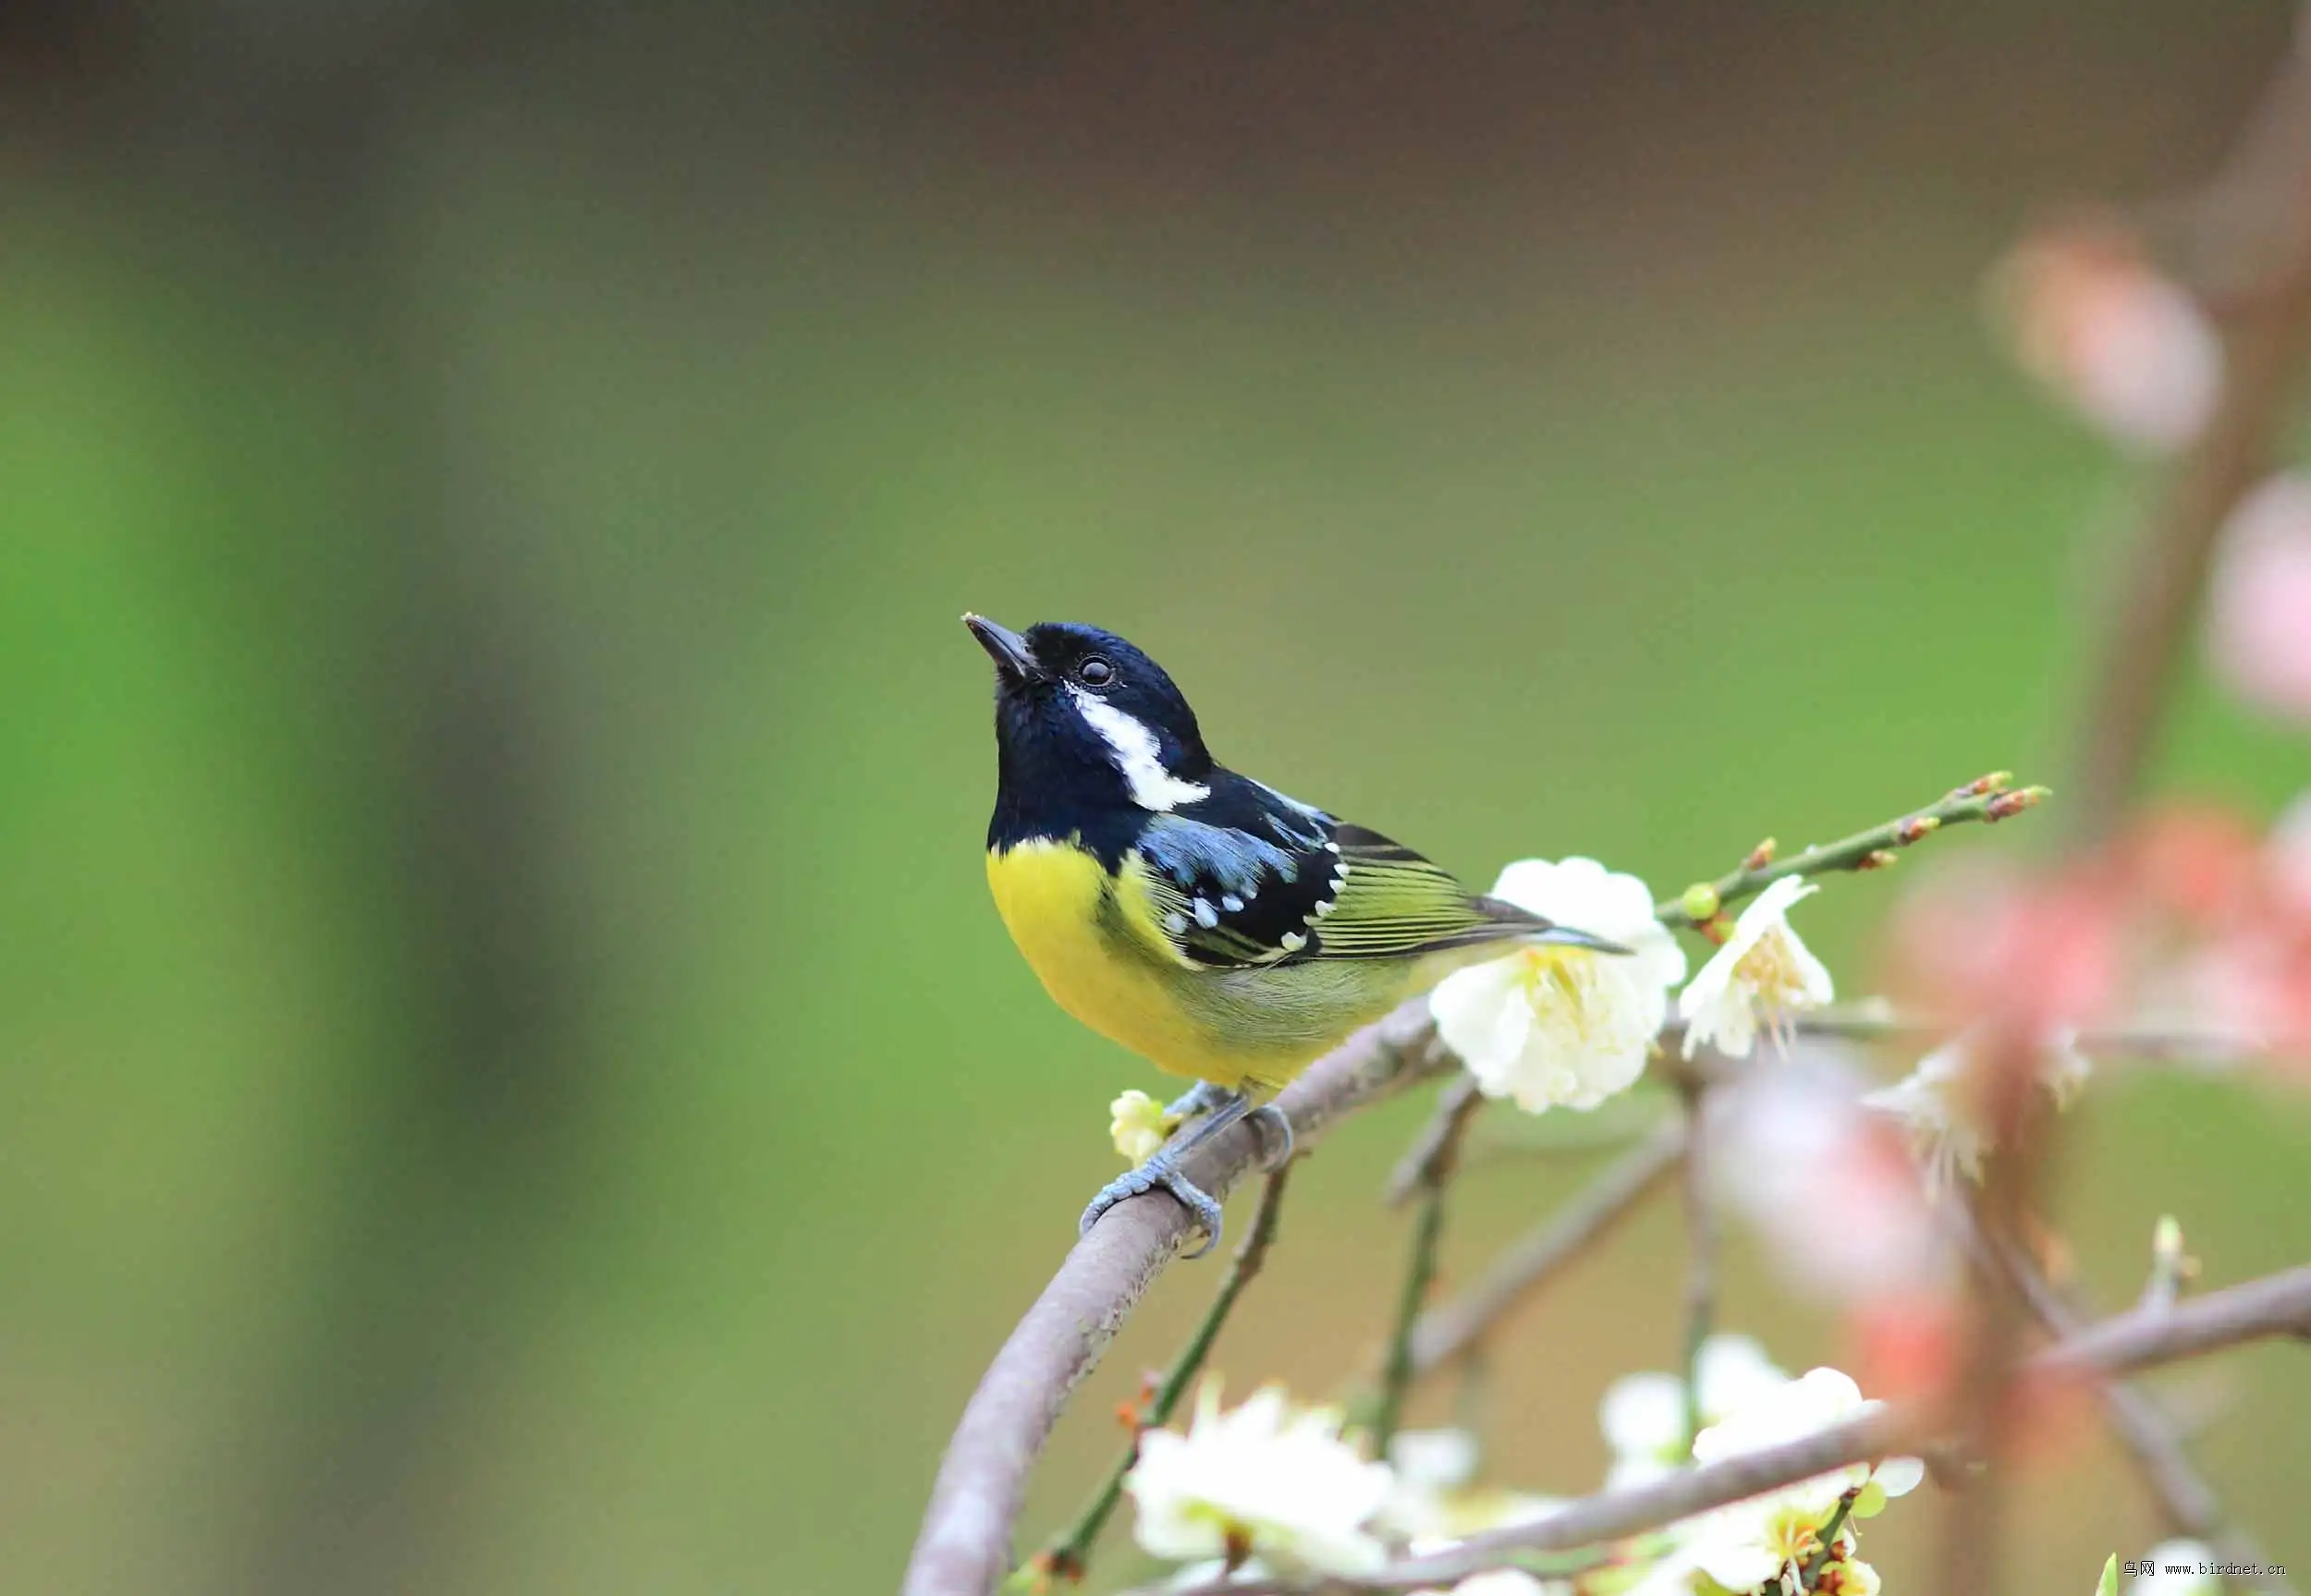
1937, 1027, 2058, 1593
902, 1001, 1455, 1596
1168, 1263, 2311, 1596
1653, 774, 2048, 930
1026, 1166, 1294, 1589
2071, 21, 2311, 845
1406, 1116, 1686, 1379
1364, 1079, 1484, 1452
1978, 1225, 2292, 1594
1667, 1005, 2287, 1064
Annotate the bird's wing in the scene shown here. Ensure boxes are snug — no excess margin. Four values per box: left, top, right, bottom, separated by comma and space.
1131, 774, 1547, 969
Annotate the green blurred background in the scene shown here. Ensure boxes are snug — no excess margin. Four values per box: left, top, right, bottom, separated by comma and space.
5, 6, 2308, 1593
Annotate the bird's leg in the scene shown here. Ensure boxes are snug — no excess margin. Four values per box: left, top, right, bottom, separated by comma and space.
1081, 1089, 1253, 1258
1161, 1079, 1235, 1123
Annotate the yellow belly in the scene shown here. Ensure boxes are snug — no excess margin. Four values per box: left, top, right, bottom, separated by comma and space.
984, 838, 1421, 1090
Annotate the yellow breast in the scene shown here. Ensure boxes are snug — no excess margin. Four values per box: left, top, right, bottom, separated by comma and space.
985, 839, 1258, 1088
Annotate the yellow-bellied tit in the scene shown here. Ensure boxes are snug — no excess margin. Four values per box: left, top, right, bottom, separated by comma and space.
965, 615, 1626, 1255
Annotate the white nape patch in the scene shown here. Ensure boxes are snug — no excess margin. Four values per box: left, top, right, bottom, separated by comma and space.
1192, 897, 1219, 929
1280, 931, 1307, 953
1164, 911, 1190, 936
1221, 895, 1244, 913
1068, 686, 1211, 811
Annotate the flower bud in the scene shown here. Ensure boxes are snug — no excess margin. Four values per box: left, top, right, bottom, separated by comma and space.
1985, 786, 2052, 822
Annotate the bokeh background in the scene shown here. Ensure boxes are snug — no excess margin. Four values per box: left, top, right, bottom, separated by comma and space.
6, 6, 2309, 1593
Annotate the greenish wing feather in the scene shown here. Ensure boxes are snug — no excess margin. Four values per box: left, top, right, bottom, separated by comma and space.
1311, 826, 1541, 959
1131, 804, 1543, 969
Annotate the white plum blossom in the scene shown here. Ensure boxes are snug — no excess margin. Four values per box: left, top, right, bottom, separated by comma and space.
1431, 858, 1688, 1113
1110, 1089, 1178, 1164
1861, 1043, 1986, 1196
1679, 877, 1834, 1058
2130, 1540, 2220, 1595
1675, 1368, 1922, 1594
1864, 1030, 2094, 1197
1600, 1334, 1791, 1488
1125, 1381, 1394, 1577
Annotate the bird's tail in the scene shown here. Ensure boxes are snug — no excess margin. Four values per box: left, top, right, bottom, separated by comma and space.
1472, 894, 1633, 956
1527, 922, 1632, 956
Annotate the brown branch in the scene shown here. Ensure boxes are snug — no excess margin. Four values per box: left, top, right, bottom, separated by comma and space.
1405, 1115, 1686, 1380
1167, 1264, 2311, 1596
1032, 1165, 1294, 1587
900, 1001, 1454, 1596
2069, 22, 2311, 846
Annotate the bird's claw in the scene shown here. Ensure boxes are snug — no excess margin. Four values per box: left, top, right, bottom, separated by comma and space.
1248, 1103, 1294, 1169
1080, 1151, 1227, 1258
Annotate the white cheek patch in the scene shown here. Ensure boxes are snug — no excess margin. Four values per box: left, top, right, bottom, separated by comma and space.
1068, 685, 1211, 811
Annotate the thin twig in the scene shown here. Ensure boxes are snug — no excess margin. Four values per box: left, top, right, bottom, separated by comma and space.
1674, 1068, 1717, 1451
1797, 1490, 1859, 1590
1029, 1166, 1294, 1587
901, 1001, 1455, 1596
1367, 1081, 1485, 1451
1653, 774, 2048, 930
1163, 1263, 2311, 1596
1406, 1116, 1687, 1379
1383, 1073, 1484, 1209
1664, 1005, 2287, 1064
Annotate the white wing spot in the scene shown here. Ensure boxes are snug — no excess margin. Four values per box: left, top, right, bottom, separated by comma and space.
1164, 911, 1190, 936
1324, 840, 1341, 854
1192, 898, 1219, 929
1221, 895, 1244, 913
1280, 931, 1307, 953
1066, 686, 1211, 811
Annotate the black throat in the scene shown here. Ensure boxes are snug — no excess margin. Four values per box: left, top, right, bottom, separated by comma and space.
985, 684, 1156, 869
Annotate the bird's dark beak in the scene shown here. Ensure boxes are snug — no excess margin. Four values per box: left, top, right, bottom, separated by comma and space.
963, 613, 1041, 683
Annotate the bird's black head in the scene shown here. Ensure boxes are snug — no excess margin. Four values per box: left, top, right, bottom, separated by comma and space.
964, 615, 1215, 854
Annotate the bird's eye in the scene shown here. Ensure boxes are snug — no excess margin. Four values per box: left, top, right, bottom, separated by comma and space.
1078, 656, 1115, 686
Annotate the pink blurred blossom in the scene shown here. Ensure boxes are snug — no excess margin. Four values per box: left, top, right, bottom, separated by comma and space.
1712, 1066, 1957, 1307
1993, 227, 2222, 454
2206, 473, 2311, 724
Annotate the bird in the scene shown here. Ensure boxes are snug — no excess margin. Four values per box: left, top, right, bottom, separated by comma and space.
965, 615, 1624, 1255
